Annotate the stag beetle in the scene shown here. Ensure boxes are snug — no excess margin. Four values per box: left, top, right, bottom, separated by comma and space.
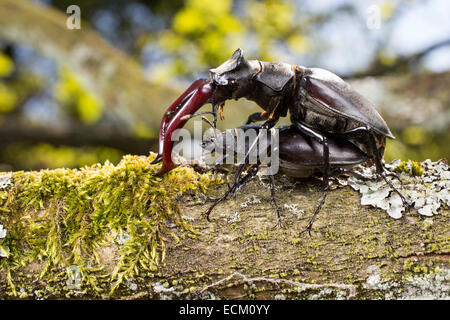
151, 48, 408, 214
202, 125, 370, 231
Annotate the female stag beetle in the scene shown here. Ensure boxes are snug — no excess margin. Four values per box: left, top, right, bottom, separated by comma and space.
151, 48, 409, 218
202, 125, 371, 232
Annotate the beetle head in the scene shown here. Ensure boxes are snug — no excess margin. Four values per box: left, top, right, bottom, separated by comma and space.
209, 48, 260, 100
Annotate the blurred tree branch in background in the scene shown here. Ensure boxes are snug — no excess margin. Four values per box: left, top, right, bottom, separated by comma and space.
0, 0, 177, 130
356, 39, 450, 78
0, 0, 449, 171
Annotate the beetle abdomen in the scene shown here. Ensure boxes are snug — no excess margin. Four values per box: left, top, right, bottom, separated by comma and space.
278, 126, 368, 167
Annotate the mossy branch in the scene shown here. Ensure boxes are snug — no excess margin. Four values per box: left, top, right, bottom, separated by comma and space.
0, 155, 449, 299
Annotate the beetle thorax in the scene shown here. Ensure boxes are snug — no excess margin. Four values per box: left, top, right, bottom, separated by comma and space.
244, 82, 286, 111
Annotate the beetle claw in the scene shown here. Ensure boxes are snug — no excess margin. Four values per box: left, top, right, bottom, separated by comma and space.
202, 210, 212, 222
300, 224, 313, 237
384, 172, 404, 187
380, 172, 410, 210
149, 154, 163, 165
271, 217, 283, 230
198, 189, 220, 202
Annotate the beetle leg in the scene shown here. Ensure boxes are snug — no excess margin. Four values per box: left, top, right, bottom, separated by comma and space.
212, 103, 218, 129
293, 122, 330, 234
232, 110, 282, 200
210, 85, 220, 129
149, 153, 163, 165
230, 164, 259, 199
203, 189, 232, 222
204, 109, 282, 223
203, 163, 259, 221
384, 172, 404, 186
301, 184, 329, 236
245, 111, 269, 125
203, 163, 245, 221
371, 144, 409, 209
338, 126, 410, 209
269, 174, 282, 229
197, 189, 220, 202
239, 113, 281, 131
204, 163, 283, 228
330, 167, 375, 181
380, 172, 409, 208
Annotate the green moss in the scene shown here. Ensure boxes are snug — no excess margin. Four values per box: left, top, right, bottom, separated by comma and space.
411, 161, 424, 176
393, 160, 423, 176
402, 258, 439, 278
0, 154, 222, 297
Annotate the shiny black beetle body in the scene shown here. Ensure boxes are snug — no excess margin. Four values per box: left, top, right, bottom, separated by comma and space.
205, 125, 368, 177
209, 48, 391, 160
209, 49, 408, 210
277, 126, 368, 177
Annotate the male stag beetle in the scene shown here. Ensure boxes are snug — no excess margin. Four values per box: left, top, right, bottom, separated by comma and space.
202, 125, 370, 231
151, 48, 409, 222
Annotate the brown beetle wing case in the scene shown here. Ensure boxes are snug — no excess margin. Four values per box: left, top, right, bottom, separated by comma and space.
304, 68, 394, 139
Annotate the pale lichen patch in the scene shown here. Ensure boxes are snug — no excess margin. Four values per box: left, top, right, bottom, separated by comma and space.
399, 268, 450, 300
283, 203, 304, 218
240, 195, 262, 208
348, 159, 449, 219
0, 174, 12, 190
151, 281, 183, 299
0, 224, 8, 258
0, 225, 6, 239
362, 267, 450, 300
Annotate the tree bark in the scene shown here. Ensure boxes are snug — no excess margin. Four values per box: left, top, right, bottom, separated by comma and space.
0, 157, 448, 300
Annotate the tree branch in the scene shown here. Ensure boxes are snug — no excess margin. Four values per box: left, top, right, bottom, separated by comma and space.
354, 39, 450, 78
0, 156, 448, 299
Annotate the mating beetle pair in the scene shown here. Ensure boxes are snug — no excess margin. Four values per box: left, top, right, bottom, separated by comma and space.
151, 48, 408, 232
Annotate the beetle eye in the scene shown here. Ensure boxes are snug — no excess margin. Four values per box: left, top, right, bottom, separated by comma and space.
214, 75, 228, 86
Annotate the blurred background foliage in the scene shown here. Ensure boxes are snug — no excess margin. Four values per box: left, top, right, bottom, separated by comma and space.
0, 0, 449, 171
